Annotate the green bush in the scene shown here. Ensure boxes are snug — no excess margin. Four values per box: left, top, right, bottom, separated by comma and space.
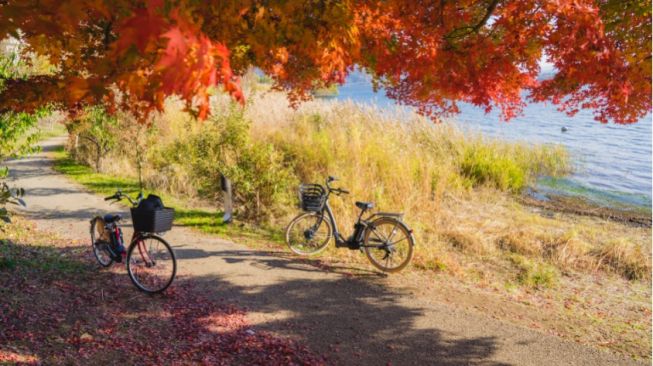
460, 141, 569, 192
66, 106, 118, 171
153, 106, 297, 220
461, 144, 526, 192
1, 50, 52, 223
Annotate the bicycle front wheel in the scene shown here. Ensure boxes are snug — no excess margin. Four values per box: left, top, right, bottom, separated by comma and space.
127, 234, 177, 293
285, 212, 332, 255
363, 217, 414, 273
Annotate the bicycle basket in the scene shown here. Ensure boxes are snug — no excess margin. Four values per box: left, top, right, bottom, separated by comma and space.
299, 183, 327, 212
130, 207, 175, 233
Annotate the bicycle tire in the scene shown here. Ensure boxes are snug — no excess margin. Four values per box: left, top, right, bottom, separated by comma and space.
285, 212, 332, 255
363, 217, 414, 273
90, 217, 113, 267
126, 234, 177, 293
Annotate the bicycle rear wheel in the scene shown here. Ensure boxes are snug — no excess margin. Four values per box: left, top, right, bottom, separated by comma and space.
363, 217, 414, 273
285, 212, 332, 255
127, 234, 176, 293
90, 217, 112, 267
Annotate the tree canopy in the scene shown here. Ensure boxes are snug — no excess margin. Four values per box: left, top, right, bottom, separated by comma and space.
0, 0, 650, 123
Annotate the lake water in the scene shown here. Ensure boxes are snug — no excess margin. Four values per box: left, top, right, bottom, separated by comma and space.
333, 71, 652, 210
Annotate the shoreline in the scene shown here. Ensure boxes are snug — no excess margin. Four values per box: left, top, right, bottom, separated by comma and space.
522, 191, 652, 228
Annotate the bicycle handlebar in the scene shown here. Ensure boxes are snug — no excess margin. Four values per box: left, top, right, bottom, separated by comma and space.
325, 176, 349, 195
104, 191, 143, 206
104, 193, 119, 201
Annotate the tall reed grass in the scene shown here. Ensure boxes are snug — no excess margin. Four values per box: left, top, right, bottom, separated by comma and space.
66, 92, 651, 284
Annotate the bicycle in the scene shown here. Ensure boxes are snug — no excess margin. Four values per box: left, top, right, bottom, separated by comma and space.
90, 190, 177, 293
285, 176, 415, 272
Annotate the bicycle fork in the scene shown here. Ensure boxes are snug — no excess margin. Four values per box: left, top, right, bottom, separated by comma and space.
135, 237, 155, 267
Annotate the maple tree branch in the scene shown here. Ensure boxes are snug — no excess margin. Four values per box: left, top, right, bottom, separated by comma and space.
102, 21, 114, 50
439, 0, 446, 26
471, 0, 500, 33
444, 0, 501, 40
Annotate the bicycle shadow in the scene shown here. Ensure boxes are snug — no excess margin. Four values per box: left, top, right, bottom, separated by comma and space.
170, 244, 507, 365
173, 246, 387, 279
187, 273, 506, 366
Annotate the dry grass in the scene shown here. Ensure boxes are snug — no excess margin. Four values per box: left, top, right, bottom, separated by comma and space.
593, 239, 651, 280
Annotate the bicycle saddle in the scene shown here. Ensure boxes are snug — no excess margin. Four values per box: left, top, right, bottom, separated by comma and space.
355, 201, 374, 210
103, 214, 122, 223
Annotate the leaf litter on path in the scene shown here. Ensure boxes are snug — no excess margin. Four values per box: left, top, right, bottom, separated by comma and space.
0, 218, 328, 365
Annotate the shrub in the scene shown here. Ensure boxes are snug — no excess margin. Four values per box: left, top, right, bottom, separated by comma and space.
460, 141, 568, 193
461, 144, 526, 192
153, 105, 297, 220
65, 106, 118, 172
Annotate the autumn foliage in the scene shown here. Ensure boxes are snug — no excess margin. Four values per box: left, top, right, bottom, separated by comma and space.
0, 0, 650, 123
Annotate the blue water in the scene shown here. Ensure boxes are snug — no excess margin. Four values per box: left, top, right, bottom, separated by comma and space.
333, 71, 652, 210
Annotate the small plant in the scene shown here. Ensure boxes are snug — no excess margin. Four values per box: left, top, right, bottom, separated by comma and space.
0, 240, 16, 270
0, 177, 26, 223
508, 253, 559, 289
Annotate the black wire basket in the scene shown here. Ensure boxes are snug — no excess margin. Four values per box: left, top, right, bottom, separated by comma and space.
298, 183, 327, 212
130, 207, 175, 233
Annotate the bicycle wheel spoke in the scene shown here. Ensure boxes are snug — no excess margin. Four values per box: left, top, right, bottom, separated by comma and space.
364, 219, 413, 272
370, 227, 389, 243
390, 236, 409, 246
128, 236, 176, 293
387, 222, 399, 242
286, 213, 331, 255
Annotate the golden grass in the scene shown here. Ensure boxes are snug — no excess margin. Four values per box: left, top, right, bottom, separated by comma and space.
67, 92, 651, 285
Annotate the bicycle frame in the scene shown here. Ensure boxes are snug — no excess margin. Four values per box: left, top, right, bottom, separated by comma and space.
318, 192, 402, 249
321, 200, 346, 244
103, 191, 154, 265
131, 231, 153, 266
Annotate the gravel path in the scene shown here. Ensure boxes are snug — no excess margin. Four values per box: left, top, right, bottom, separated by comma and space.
6, 136, 644, 366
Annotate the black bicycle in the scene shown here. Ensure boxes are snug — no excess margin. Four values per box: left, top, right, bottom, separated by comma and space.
90, 190, 177, 293
285, 176, 415, 272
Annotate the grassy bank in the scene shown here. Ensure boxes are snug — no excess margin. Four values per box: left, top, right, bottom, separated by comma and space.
61, 93, 650, 284
45, 93, 652, 358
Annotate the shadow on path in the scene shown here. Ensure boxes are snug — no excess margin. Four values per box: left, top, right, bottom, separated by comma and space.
174, 244, 506, 365
189, 272, 506, 366
175, 247, 385, 278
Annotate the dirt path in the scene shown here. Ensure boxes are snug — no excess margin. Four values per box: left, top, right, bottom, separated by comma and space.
6, 137, 644, 366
